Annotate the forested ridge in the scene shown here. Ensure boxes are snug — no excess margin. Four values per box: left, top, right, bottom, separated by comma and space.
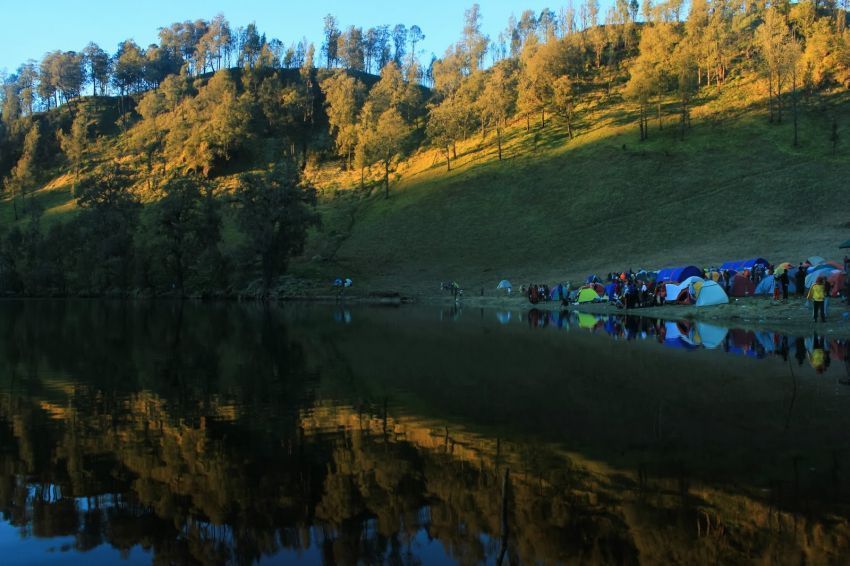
1, 2, 849, 297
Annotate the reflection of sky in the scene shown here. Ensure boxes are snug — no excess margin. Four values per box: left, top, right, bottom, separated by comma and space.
0, 522, 151, 565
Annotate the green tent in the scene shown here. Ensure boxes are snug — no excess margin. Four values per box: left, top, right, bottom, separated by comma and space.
840, 239, 850, 249
577, 288, 600, 304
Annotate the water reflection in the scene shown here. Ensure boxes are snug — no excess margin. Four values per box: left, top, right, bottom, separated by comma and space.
509, 308, 850, 375
0, 301, 849, 564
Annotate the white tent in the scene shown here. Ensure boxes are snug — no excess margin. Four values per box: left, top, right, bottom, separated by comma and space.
695, 280, 729, 307
496, 280, 512, 294
665, 276, 704, 302
805, 269, 840, 289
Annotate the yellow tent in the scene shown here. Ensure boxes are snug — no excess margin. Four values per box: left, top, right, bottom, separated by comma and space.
577, 288, 599, 304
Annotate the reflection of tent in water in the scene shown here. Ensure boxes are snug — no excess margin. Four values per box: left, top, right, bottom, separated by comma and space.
663, 321, 699, 349
693, 322, 728, 349
695, 280, 729, 307
576, 312, 602, 329
496, 311, 512, 325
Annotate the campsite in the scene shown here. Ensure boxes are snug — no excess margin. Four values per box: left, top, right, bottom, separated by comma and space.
471, 255, 850, 338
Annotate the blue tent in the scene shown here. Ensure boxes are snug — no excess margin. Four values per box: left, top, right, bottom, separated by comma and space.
586, 274, 601, 284
755, 275, 797, 295
604, 282, 618, 300
656, 266, 703, 283
719, 258, 769, 272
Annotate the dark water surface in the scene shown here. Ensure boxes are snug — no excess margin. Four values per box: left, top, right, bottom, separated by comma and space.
0, 300, 849, 565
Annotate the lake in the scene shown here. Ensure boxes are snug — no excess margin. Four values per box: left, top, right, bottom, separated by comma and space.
0, 300, 848, 564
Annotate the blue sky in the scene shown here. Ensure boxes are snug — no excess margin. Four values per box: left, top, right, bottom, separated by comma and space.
0, 0, 607, 75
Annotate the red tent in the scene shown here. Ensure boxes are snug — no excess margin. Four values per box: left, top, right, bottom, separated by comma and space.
729, 274, 755, 297
827, 271, 846, 297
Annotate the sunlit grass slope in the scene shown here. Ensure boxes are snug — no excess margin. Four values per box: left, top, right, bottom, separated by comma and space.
306, 79, 850, 293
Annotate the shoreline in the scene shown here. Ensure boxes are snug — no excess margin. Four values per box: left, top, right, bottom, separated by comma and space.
407, 292, 850, 338
4, 291, 850, 338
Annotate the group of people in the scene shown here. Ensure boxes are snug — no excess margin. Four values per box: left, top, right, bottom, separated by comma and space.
604, 272, 658, 309
522, 283, 564, 304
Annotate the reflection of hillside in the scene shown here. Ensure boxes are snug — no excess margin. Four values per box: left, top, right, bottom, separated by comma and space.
2, 380, 847, 564
0, 302, 849, 563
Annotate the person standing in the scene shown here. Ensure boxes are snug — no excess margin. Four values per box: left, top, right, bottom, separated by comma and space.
824, 277, 833, 317
807, 276, 827, 322
795, 264, 806, 297
778, 269, 790, 303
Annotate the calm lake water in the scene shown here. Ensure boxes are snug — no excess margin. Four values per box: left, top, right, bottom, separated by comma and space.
0, 300, 849, 565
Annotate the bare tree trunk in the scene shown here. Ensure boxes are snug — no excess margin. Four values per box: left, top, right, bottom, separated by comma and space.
541, 108, 546, 128
792, 68, 798, 147
384, 161, 389, 199
657, 99, 663, 130
768, 73, 774, 123
497, 128, 502, 160
445, 145, 451, 171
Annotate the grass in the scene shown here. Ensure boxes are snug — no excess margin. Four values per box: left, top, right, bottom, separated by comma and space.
300, 77, 850, 294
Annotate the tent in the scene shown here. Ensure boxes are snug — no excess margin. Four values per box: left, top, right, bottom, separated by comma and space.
755, 275, 798, 296
827, 270, 846, 296
664, 276, 704, 303
729, 274, 755, 297
807, 263, 833, 275
549, 284, 569, 301
719, 258, 769, 272
586, 274, 601, 284
657, 266, 703, 283
674, 288, 694, 305
840, 240, 850, 249
584, 283, 605, 296
496, 280, 513, 293
576, 287, 601, 303
774, 262, 793, 275
695, 280, 729, 307
808, 256, 826, 266
805, 269, 843, 289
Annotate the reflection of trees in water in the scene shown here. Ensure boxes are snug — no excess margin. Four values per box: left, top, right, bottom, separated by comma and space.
0, 303, 848, 563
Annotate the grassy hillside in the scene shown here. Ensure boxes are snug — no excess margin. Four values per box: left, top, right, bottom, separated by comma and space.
301, 77, 850, 294
2, 75, 849, 296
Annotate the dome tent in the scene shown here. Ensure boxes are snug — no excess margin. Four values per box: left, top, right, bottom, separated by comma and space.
657, 266, 703, 284
695, 280, 729, 307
